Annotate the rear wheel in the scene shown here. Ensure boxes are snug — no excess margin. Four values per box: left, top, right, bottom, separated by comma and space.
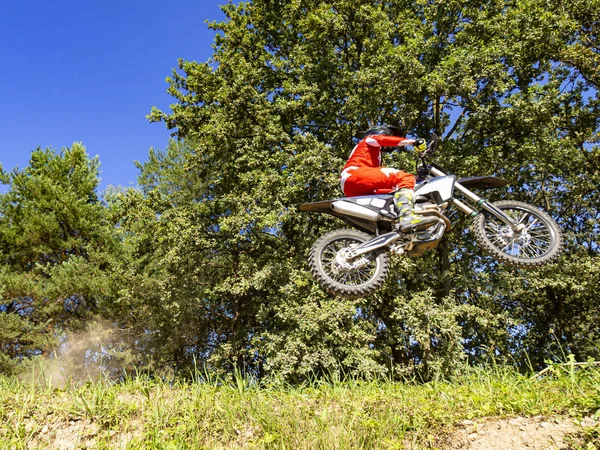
474, 200, 562, 268
309, 229, 389, 298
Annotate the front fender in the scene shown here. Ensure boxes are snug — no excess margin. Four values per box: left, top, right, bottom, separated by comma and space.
457, 176, 509, 190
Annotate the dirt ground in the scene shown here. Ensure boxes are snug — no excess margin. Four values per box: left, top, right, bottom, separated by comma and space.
444, 415, 599, 450
18, 414, 600, 449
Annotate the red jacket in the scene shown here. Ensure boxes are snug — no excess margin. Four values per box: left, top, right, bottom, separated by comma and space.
343, 134, 410, 170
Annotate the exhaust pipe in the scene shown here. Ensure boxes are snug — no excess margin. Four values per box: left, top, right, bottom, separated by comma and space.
331, 201, 381, 221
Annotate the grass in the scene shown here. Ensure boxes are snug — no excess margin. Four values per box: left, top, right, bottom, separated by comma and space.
0, 363, 599, 449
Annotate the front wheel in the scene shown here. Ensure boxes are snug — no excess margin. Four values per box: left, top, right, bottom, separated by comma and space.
474, 200, 563, 268
309, 229, 389, 298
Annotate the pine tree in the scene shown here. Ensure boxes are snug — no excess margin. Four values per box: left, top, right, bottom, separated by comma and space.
0, 144, 118, 374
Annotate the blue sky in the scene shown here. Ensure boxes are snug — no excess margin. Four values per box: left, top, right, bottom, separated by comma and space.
0, 0, 225, 191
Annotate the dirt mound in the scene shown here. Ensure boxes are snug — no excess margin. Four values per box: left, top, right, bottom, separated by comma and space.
444, 415, 598, 450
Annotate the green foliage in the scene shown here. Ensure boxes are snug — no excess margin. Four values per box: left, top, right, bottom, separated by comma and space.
1, 0, 599, 381
0, 144, 119, 374
140, 0, 600, 379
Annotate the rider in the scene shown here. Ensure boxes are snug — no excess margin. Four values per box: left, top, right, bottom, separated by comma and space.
341, 124, 438, 232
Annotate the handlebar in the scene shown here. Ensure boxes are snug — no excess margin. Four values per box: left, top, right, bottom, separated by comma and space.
423, 133, 439, 158
415, 133, 439, 182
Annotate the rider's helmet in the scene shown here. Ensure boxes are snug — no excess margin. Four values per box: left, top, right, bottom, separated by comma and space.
364, 123, 406, 138
387, 124, 406, 138
364, 125, 392, 137
364, 123, 406, 153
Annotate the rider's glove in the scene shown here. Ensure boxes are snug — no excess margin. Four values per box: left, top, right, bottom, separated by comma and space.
414, 138, 426, 153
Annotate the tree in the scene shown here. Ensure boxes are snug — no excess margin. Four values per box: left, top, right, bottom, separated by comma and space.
0, 144, 118, 374
140, 0, 599, 379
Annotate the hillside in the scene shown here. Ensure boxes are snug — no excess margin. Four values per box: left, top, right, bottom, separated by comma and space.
1, 363, 598, 449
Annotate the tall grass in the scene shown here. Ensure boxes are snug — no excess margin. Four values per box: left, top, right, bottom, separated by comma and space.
0, 361, 598, 449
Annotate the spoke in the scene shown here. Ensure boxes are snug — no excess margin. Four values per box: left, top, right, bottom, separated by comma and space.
528, 241, 547, 256
340, 271, 350, 284
531, 244, 545, 257
522, 242, 541, 258
357, 267, 373, 282
346, 269, 355, 283
516, 213, 529, 225
531, 237, 552, 245
529, 237, 550, 246
525, 218, 539, 231
519, 242, 533, 257
322, 250, 336, 261
483, 207, 555, 260
490, 235, 507, 247
320, 236, 380, 286
529, 230, 550, 239
529, 226, 549, 234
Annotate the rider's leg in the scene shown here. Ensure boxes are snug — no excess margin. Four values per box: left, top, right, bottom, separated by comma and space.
342, 167, 412, 196
341, 168, 437, 232
394, 188, 438, 232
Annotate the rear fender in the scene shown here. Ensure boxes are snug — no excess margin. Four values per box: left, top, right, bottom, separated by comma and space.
299, 197, 394, 234
299, 200, 338, 214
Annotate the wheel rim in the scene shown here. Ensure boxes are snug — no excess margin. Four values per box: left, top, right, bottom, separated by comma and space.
484, 206, 555, 260
320, 237, 379, 286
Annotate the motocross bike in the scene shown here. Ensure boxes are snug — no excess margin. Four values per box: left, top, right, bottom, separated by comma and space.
300, 134, 563, 298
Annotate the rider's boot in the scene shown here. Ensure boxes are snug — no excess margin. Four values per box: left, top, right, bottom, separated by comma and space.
395, 188, 438, 232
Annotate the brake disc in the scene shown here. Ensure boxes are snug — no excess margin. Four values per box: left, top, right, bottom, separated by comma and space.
332, 247, 369, 273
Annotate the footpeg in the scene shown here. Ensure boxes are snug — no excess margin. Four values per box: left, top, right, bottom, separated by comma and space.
398, 215, 439, 233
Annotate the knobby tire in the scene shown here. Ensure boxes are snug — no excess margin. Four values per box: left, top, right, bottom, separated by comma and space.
309, 229, 389, 298
474, 200, 562, 268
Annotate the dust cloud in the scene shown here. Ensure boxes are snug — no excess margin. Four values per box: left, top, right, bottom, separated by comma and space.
20, 320, 135, 388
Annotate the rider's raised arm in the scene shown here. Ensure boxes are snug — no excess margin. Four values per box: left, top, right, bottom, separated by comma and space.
365, 134, 416, 148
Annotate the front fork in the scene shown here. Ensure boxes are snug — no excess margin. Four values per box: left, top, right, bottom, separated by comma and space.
429, 167, 525, 232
